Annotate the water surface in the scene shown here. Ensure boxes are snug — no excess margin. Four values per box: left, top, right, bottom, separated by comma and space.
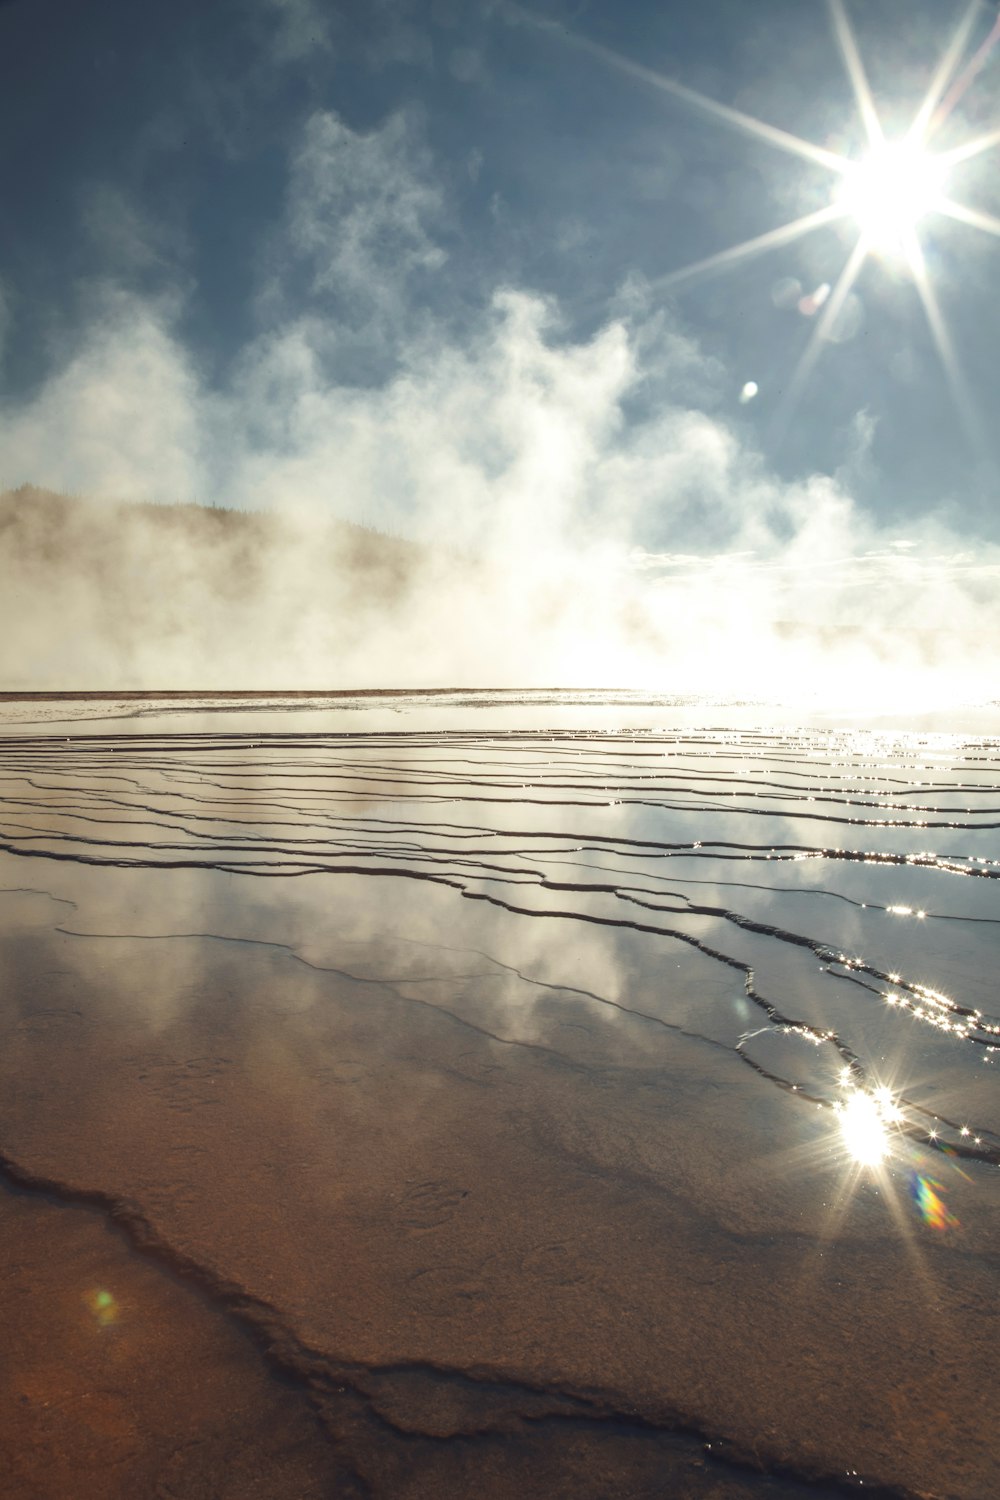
2, 692, 999, 1498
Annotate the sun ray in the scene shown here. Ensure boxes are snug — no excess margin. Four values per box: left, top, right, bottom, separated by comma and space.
509, 0, 997, 474
652, 202, 847, 291
908, 0, 981, 144
504, 2, 850, 175
876, 1162, 939, 1296
828, 0, 884, 149
622, 66, 851, 177
906, 228, 988, 457
929, 10, 1000, 135
771, 234, 869, 440
937, 195, 1000, 238
811, 1156, 869, 1248
939, 126, 1000, 166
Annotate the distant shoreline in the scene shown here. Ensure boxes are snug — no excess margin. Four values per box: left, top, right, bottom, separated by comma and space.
0, 688, 582, 702
0, 690, 497, 702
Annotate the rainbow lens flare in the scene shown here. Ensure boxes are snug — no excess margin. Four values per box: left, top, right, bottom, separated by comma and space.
908, 1172, 959, 1231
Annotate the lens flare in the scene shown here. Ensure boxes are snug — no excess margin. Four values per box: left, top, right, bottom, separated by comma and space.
85, 1287, 119, 1327
908, 1172, 960, 1230
797, 283, 830, 316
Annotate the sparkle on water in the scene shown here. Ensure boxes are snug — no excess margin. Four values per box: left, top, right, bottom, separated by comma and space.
830, 1078, 965, 1230
837, 1085, 902, 1166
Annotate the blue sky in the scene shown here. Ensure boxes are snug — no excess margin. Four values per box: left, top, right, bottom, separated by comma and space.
2, 0, 1000, 695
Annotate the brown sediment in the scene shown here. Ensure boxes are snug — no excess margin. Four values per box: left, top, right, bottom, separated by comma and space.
0, 1187, 347, 1498
0, 1194, 889, 1500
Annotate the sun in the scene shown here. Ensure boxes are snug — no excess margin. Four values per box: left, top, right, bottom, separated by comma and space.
521, 0, 1000, 434
836, 141, 949, 255
836, 1084, 902, 1166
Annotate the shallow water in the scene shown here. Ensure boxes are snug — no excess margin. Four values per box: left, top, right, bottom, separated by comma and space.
1, 693, 999, 1498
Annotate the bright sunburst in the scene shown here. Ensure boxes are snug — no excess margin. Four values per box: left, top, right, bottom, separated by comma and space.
836, 141, 949, 254
836, 1083, 902, 1166
519, 0, 1000, 432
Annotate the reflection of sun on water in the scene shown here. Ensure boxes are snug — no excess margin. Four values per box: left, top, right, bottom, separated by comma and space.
835, 1084, 902, 1166
830, 1080, 963, 1230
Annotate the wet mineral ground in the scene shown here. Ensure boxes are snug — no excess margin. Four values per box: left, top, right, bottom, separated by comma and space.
1, 693, 999, 1498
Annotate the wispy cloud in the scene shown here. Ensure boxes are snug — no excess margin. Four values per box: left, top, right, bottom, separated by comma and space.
283, 109, 446, 314
262, 0, 335, 63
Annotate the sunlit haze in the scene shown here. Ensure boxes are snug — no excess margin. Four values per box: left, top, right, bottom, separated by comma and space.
1, 0, 999, 700
3, 8, 999, 1493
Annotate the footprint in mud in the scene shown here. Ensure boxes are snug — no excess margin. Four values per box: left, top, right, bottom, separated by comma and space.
12, 1008, 84, 1037
400, 1179, 471, 1230
448, 1049, 507, 1084
137, 1056, 232, 1113
315, 1059, 368, 1087
163, 1142, 208, 1167
136, 1180, 200, 1225
406, 1260, 493, 1316
553, 1020, 594, 1038
520, 1241, 595, 1289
